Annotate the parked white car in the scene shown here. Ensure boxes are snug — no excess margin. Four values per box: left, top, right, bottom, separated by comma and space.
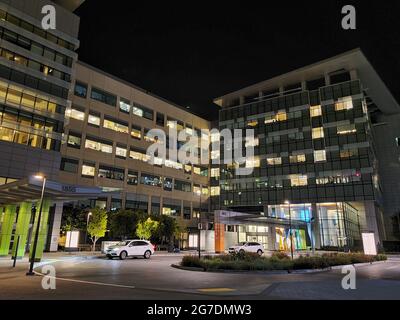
106, 240, 155, 260
228, 242, 264, 256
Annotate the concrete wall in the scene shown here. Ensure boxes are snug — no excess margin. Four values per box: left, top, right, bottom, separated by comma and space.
372, 113, 400, 240
1, 0, 80, 38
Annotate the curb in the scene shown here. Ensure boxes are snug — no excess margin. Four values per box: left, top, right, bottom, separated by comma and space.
172, 260, 388, 275
171, 264, 328, 274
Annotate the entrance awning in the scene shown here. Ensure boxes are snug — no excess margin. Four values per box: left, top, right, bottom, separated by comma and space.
0, 177, 117, 205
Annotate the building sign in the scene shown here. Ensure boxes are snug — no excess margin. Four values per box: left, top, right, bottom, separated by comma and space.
362, 233, 377, 255
62, 185, 77, 193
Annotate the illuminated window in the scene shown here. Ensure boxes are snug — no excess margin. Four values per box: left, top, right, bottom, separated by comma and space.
335, 97, 353, 111
202, 187, 209, 196
129, 148, 150, 163
67, 107, 85, 121
132, 105, 144, 117
116, 146, 127, 158
340, 149, 358, 159
314, 150, 327, 162
210, 186, 220, 196
193, 185, 201, 196
85, 137, 113, 154
88, 112, 100, 127
290, 175, 308, 187
265, 111, 287, 124
131, 125, 141, 140
310, 105, 322, 117
103, 118, 129, 134
290, 154, 306, 163
312, 127, 324, 139
82, 163, 95, 177
247, 119, 258, 127
337, 124, 357, 135
193, 166, 201, 175
119, 98, 130, 113
246, 157, 260, 168
267, 157, 282, 166
184, 165, 192, 174
210, 168, 220, 178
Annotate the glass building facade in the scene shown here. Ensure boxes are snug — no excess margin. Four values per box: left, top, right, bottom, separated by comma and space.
214, 67, 380, 249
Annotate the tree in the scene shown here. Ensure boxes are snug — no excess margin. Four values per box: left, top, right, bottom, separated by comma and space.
153, 215, 179, 246
109, 209, 146, 240
61, 206, 87, 232
87, 207, 108, 251
136, 217, 159, 240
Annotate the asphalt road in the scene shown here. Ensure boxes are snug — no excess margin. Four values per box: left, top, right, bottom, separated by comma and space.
0, 254, 399, 300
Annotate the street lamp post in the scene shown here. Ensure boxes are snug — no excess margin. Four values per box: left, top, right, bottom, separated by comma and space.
285, 200, 294, 260
85, 211, 92, 245
27, 174, 47, 276
198, 192, 202, 259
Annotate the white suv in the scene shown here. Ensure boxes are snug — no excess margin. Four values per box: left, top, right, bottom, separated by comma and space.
106, 240, 155, 260
228, 242, 264, 256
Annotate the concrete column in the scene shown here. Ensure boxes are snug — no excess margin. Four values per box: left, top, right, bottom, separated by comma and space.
350, 69, 358, 81
48, 201, 63, 252
11, 202, 32, 259
29, 199, 51, 262
0, 205, 17, 256
324, 73, 331, 86
268, 225, 276, 251
363, 201, 381, 247
301, 81, 307, 91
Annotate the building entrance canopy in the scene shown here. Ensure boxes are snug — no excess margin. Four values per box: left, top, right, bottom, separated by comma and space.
0, 176, 113, 205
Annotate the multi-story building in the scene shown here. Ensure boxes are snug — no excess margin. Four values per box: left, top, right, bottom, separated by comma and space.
212, 49, 399, 251
61, 61, 211, 248
0, 0, 82, 259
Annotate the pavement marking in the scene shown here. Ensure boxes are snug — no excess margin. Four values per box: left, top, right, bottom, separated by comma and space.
34, 271, 136, 289
197, 288, 236, 293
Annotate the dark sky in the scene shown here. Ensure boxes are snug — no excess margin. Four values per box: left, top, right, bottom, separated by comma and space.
75, 0, 400, 120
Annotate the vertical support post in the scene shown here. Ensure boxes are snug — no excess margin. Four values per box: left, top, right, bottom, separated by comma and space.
12, 202, 32, 259
12, 236, 20, 267
29, 199, 51, 262
0, 205, 17, 257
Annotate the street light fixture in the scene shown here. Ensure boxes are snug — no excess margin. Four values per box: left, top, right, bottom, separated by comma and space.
285, 200, 294, 260
85, 211, 92, 244
27, 174, 47, 276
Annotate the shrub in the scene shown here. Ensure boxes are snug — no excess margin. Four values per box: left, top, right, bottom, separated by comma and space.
271, 251, 290, 260
180, 252, 386, 272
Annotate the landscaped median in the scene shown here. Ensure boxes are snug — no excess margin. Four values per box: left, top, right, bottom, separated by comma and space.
176, 252, 388, 272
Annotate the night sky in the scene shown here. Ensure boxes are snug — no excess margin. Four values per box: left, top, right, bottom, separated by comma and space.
75, 0, 400, 120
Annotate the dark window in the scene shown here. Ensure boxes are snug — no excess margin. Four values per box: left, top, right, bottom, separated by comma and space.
140, 173, 162, 187
330, 71, 351, 85
74, 81, 87, 98
90, 87, 117, 106
174, 179, 192, 192
67, 132, 81, 149
142, 106, 154, 120
156, 112, 164, 126
163, 177, 173, 191
127, 171, 138, 185
60, 158, 78, 173
98, 165, 125, 181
